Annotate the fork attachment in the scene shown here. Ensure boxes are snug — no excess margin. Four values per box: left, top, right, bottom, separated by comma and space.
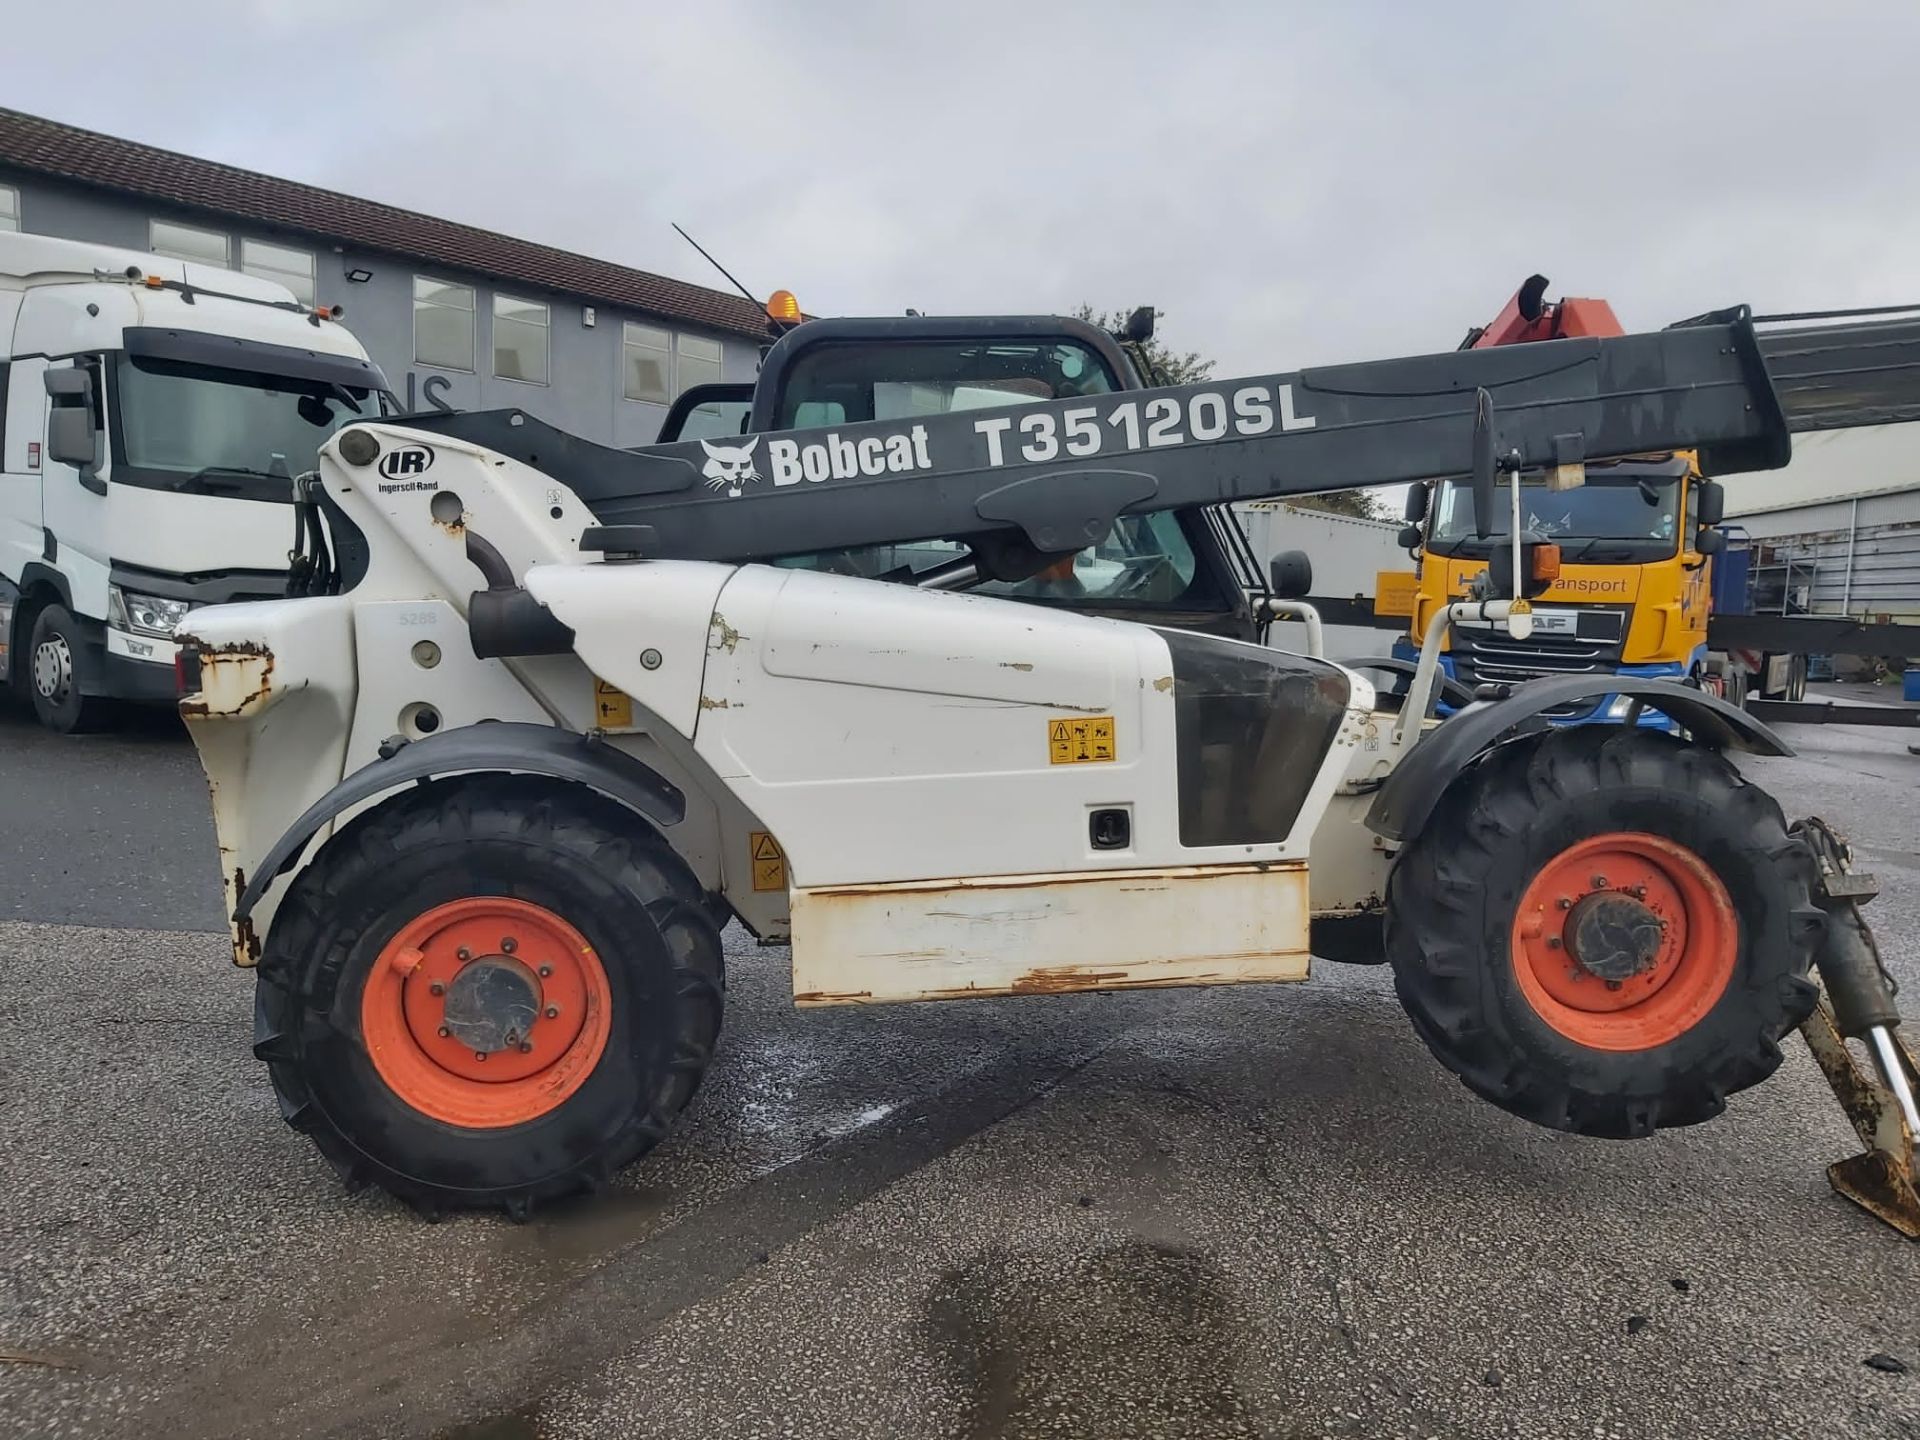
1793, 817, 1920, 1238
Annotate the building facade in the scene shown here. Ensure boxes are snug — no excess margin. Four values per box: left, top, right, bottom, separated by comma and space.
0, 107, 770, 449
1723, 425, 1920, 623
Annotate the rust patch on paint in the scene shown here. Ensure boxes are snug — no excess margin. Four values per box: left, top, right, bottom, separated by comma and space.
709, 613, 745, 653
178, 641, 274, 719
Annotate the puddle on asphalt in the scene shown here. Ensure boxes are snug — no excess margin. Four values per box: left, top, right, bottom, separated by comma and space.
926, 1239, 1252, 1435
523, 1183, 676, 1264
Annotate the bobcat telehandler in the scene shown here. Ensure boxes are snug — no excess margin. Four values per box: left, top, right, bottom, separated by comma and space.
175, 300, 1920, 1230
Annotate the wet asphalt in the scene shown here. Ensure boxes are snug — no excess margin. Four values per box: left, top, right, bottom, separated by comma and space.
1, 693, 1919, 1439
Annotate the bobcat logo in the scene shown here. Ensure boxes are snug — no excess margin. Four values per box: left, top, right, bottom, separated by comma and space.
700, 438, 762, 498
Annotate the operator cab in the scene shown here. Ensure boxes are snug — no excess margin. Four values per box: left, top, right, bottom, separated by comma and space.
655, 314, 1261, 638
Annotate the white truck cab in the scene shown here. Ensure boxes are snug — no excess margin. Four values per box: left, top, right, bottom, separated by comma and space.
0, 232, 389, 731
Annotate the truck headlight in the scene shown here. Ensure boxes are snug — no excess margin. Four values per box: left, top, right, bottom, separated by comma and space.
108, 585, 192, 638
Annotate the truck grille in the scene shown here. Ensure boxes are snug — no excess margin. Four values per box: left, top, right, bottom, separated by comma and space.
1448, 607, 1631, 716
1450, 631, 1623, 686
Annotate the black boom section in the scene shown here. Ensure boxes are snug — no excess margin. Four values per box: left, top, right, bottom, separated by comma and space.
398, 313, 1791, 564
1752, 313, 1920, 431
1158, 629, 1351, 847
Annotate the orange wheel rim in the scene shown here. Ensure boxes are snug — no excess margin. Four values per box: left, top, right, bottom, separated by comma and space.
1509, 832, 1737, 1053
361, 897, 611, 1128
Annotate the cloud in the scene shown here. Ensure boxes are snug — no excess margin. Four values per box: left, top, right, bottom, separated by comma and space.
9, 0, 1919, 377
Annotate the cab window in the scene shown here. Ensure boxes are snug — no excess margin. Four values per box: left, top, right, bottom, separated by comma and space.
769, 337, 1208, 609
774, 338, 1116, 430
774, 509, 1202, 607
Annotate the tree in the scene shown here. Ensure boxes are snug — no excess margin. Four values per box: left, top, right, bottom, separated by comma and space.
1289, 489, 1387, 520
1074, 305, 1213, 386
1077, 305, 1384, 519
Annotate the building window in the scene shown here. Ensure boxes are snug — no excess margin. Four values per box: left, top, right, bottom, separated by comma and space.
675, 333, 724, 396
149, 219, 229, 267
0, 185, 18, 233
624, 323, 725, 403
414, 277, 475, 372
240, 239, 315, 304
623, 322, 672, 404
493, 294, 550, 385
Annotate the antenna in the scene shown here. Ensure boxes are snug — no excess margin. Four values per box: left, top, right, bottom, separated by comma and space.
672, 224, 761, 308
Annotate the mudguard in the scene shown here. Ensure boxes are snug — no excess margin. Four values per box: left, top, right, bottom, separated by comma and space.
232, 721, 685, 921
1366, 675, 1791, 842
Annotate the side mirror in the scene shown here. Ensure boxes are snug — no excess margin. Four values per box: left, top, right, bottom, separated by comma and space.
1488, 533, 1559, 600
1695, 479, 1726, 527
44, 367, 100, 471
1695, 527, 1727, 557
1269, 549, 1313, 600
46, 407, 99, 471
1403, 484, 1428, 523
1123, 306, 1156, 344
1470, 387, 1497, 539
1397, 524, 1423, 551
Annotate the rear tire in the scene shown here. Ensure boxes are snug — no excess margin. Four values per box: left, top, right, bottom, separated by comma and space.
254, 774, 724, 1216
27, 604, 110, 734
1385, 727, 1822, 1138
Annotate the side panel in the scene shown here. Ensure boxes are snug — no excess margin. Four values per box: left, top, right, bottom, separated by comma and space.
791, 863, 1309, 1005
181, 595, 359, 960
687, 565, 1186, 889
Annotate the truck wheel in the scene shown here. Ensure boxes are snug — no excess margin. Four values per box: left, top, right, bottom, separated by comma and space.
254, 775, 724, 1216
1385, 726, 1822, 1138
27, 604, 109, 734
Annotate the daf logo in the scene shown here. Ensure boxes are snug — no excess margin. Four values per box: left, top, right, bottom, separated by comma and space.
378, 445, 435, 479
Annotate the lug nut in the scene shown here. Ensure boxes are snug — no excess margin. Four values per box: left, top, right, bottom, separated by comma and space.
538, 964, 553, 978
1591, 875, 1609, 890
501, 937, 517, 954
544, 1005, 559, 1020
437, 1026, 451, 1038
519, 1042, 534, 1054
1606, 980, 1623, 992
1547, 937, 1562, 950
429, 981, 446, 997
474, 1051, 488, 1062
1558, 897, 1574, 911
456, 947, 472, 962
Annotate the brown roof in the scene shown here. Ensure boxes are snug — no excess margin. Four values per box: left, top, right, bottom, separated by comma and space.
0, 106, 774, 340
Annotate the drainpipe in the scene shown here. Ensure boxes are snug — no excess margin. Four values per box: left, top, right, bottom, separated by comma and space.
1842, 496, 1859, 615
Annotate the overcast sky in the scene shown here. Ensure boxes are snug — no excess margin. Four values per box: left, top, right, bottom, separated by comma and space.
9, 1, 1920, 377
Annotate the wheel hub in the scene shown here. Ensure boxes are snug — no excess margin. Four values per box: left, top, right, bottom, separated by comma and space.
1509, 832, 1738, 1052
441, 956, 542, 1054
32, 635, 71, 702
361, 896, 611, 1129
1566, 893, 1665, 982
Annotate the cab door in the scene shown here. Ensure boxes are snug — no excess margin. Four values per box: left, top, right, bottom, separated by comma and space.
37, 354, 112, 622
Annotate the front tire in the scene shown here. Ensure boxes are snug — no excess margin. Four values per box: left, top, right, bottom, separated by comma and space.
1385, 727, 1822, 1138
254, 775, 723, 1216
27, 604, 110, 734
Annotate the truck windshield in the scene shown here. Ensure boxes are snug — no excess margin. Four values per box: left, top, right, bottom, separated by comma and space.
1427, 463, 1685, 560
113, 354, 381, 499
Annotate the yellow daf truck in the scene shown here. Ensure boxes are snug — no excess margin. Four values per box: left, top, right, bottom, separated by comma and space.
1386, 279, 1918, 725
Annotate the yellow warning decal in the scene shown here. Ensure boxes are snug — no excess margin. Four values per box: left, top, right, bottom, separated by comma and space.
1048, 715, 1116, 765
593, 678, 634, 729
749, 831, 787, 892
